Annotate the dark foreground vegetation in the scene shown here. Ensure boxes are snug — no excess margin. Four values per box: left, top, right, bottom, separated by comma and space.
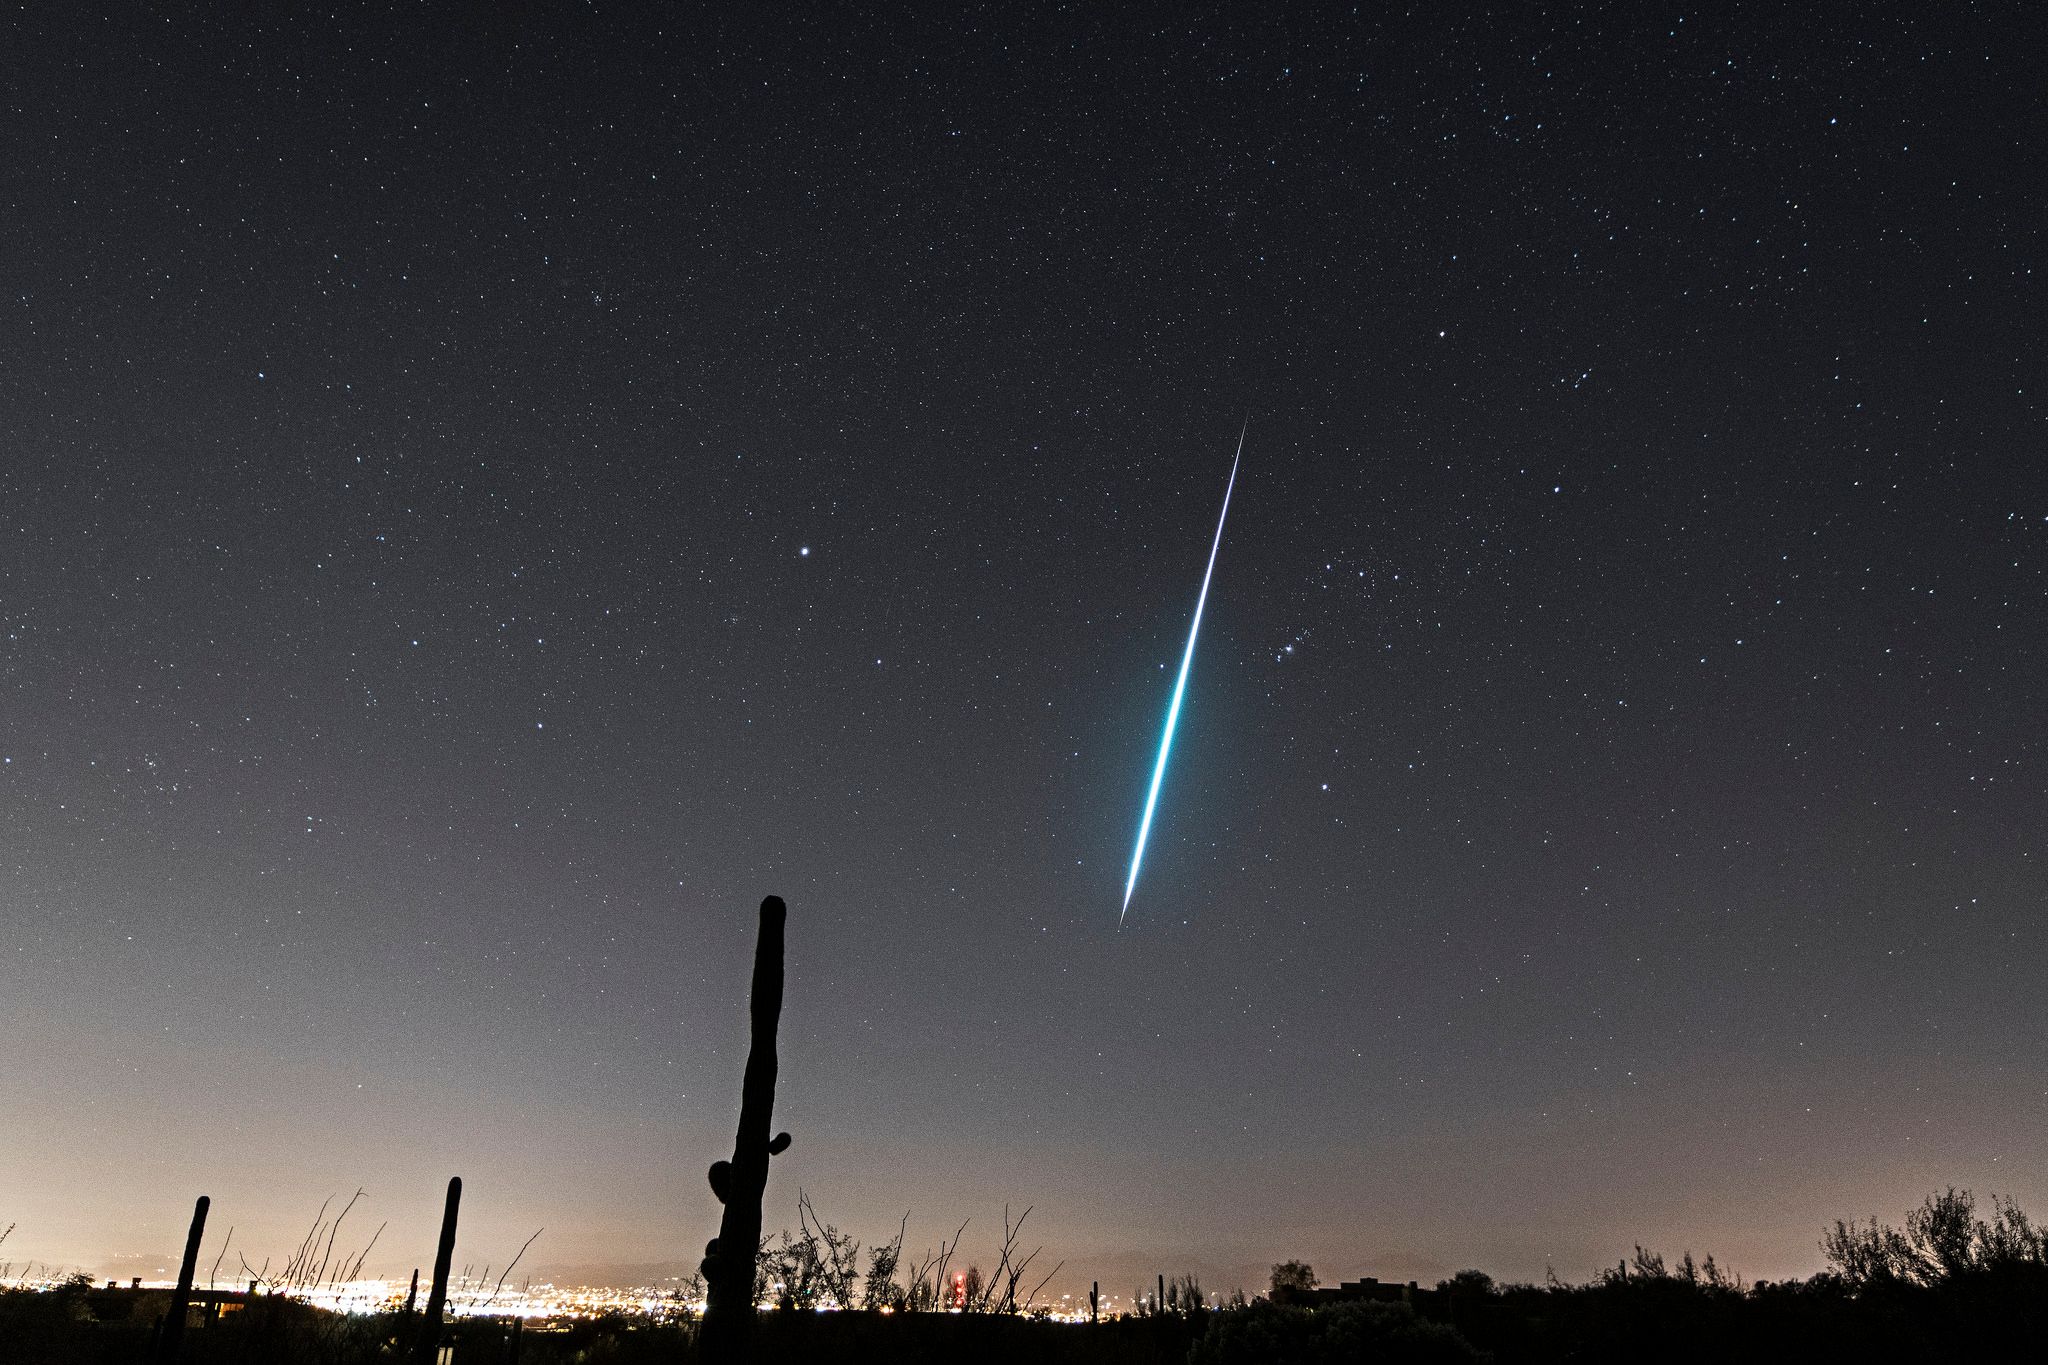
1433, 1188, 2048, 1364
4, 1187, 2043, 1365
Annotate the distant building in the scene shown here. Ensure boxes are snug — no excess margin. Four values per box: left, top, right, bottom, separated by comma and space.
1284, 1276, 1446, 1315
93, 1285, 253, 1327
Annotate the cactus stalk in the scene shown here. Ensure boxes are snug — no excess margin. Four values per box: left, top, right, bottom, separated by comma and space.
151, 1194, 209, 1364
414, 1177, 461, 1363
699, 896, 792, 1362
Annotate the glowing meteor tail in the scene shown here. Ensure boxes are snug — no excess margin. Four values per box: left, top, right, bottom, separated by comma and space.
1121, 425, 1244, 923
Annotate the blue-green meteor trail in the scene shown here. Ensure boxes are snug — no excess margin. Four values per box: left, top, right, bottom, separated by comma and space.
1120, 425, 1245, 924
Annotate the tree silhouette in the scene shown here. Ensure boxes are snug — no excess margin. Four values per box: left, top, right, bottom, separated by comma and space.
1269, 1260, 1318, 1297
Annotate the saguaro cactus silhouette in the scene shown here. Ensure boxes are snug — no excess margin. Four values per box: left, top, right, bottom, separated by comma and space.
699, 895, 792, 1361
151, 1194, 209, 1364
413, 1177, 461, 1364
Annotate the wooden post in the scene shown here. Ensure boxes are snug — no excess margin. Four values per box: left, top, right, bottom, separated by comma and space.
1090, 1280, 1099, 1323
152, 1195, 209, 1364
414, 1178, 461, 1364
699, 897, 792, 1363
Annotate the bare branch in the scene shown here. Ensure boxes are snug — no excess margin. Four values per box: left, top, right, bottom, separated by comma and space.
314, 1188, 366, 1288
1026, 1259, 1064, 1310
341, 1221, 387, 1286
209, 1226, 234, 1292
480, 1230, 544, 1311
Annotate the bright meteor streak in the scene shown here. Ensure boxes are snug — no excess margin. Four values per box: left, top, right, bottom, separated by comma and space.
1121, 425, 1244, 924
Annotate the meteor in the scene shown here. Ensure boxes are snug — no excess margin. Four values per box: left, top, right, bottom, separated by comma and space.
1120, 424, 1245, 924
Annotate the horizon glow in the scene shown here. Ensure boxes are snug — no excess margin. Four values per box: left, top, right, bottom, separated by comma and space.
1120, 426, 1245, 924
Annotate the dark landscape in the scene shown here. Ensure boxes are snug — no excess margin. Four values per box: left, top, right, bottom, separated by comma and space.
5, 1184, 2046, 1363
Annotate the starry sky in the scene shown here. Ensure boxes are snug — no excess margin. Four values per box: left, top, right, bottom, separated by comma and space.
3, 3, 2043, 1294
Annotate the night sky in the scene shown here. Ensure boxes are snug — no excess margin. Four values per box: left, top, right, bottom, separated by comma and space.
3, 4, 2042, 1294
